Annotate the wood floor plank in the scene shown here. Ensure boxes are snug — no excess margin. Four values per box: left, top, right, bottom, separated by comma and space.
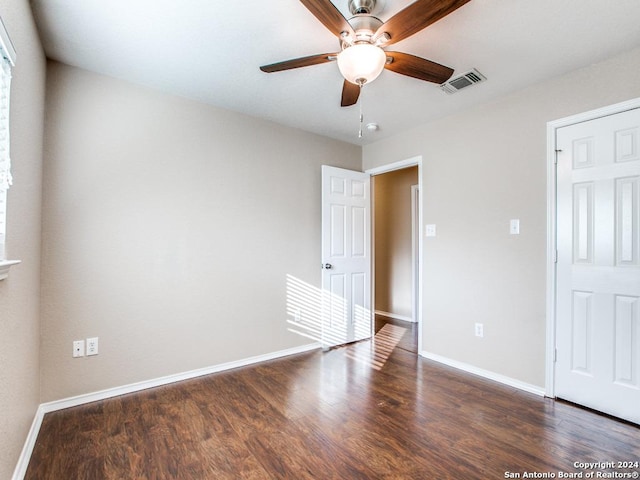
25, 321, 640, 479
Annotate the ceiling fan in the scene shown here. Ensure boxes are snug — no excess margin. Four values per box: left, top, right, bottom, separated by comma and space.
260, 0, 472, 107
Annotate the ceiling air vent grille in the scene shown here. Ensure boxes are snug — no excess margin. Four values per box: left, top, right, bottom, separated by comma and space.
440, 69, 486, 94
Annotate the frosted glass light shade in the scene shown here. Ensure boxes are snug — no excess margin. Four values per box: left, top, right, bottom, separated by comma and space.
337, 44, 386, 85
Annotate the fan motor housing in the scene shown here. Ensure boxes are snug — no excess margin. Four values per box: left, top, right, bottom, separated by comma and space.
341, 15, 384, 48
349, 14, 383, 35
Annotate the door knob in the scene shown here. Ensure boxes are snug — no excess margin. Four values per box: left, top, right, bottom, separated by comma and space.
323, 263, 333, 269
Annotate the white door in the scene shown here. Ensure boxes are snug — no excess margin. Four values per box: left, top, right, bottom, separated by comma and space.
556, 107, 640, 424
321, 165, 372, 348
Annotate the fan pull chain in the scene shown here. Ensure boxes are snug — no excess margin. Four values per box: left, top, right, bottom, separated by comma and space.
358, 84, 364, 138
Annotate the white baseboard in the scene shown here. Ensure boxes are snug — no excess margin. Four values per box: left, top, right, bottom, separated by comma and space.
12, 342, 320, 480
420, 351, 546, 397
375, 310, 414, 323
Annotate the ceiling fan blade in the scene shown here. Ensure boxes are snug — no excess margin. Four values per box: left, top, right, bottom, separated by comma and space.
341, 80, 361, 107
260, 53, 338, 73
375, 0, 471, 46
385, 51, 454, 84
300, 0, 355, 38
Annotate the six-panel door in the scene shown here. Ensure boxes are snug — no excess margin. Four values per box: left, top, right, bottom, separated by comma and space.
321, 165, 372, 347
556, 108, 640, 424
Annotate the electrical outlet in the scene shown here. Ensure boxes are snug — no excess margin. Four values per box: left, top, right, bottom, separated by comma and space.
73, 340, 85, 358
474, 323, 484, 338
86, 337, 99, 356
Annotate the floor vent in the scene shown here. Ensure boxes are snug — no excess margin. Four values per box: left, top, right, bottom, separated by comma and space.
440, 69, 486, 94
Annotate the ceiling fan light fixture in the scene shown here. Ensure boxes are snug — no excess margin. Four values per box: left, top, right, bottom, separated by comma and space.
337, 43, 386, 85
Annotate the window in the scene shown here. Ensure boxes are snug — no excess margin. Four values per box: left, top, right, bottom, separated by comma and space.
0, 16, 16, 278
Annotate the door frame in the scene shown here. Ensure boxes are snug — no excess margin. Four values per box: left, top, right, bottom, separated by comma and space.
545, 96, 640, 397
366, 156, 423, 352
411, 184, 420, 324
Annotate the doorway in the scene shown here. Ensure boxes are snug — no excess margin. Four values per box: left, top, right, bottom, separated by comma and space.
371, 165, 420, 353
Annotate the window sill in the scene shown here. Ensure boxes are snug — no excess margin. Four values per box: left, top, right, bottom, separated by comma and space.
0, 260, 21, 280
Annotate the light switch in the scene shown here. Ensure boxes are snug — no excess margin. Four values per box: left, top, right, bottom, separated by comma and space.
510, 219, 520, 235
425, 224, 437, 237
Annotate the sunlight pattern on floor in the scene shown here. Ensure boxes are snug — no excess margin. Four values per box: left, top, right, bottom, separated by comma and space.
344, 323, 407, 371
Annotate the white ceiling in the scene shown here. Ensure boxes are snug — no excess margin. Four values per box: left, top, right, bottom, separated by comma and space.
30, 0, 640, 145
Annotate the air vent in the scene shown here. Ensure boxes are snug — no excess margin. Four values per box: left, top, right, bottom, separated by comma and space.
440, 69, 486, 94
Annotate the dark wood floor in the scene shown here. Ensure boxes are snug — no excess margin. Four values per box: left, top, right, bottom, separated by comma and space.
27, 325, 639, 479
374, 315, 417, 353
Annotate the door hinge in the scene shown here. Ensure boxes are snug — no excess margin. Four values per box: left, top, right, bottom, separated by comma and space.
554, 348, 558, 363
554, 249, 558, 263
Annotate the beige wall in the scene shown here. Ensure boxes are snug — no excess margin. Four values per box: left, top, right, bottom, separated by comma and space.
40, 62, 361, 402
374, 166, 418, 319
363, 46, 640, 388
0, 1, 45, 478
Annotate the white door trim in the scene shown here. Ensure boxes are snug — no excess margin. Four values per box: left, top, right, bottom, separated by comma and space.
545, 97, 640, 397
411, 184, 420, 323
366, 156, 423, 352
